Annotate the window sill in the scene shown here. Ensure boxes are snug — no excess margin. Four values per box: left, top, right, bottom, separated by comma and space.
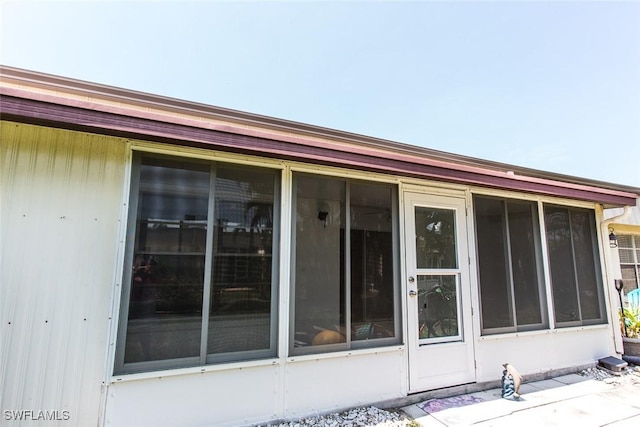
286, 344, 405, 364
109, 345, 406, 384
479, 323, 609, 342
109, 357, 280, 384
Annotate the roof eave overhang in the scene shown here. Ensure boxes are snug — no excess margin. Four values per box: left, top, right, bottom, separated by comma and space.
1, 70, 638, 208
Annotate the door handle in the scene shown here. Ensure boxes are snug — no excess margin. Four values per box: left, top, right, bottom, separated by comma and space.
409, 290, 417, 297
408, 276, 415, 283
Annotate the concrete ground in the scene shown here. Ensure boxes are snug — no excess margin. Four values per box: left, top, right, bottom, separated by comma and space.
400, 369, 640, 426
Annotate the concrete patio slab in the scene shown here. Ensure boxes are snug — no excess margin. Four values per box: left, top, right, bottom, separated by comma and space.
473, 394, 640, 427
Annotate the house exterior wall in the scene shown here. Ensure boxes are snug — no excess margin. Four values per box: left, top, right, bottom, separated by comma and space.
1, 122, 129, 426
0, 120, 629, 427
474, 327, 614, 382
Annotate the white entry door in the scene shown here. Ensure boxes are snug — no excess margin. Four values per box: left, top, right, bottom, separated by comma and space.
404, 192, 475, 392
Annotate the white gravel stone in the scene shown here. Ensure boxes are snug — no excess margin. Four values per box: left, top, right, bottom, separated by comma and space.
259, 406, 414, 427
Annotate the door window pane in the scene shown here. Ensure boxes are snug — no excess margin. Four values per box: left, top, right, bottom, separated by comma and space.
415, 207, 457, 269
417, 275, 459, 339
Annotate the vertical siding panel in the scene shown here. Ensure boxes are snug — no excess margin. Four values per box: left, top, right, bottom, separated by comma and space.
1, 122, 128, 426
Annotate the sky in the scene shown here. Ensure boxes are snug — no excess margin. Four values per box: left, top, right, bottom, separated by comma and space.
2, 0, 639, 187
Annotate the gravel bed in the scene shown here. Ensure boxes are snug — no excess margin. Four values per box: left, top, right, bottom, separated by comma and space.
579, 364, 640, 383
259, 406, 415, 427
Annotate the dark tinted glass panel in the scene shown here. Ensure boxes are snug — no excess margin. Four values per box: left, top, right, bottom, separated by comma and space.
124, 157, 209, 363
544, 205, 604, 325
350, 183, 395, 341
474, 197, 512, 329
293, 176, 346, 347
508, 201, 543, 325
570, 209, 602, 320
545, 206, 580, 322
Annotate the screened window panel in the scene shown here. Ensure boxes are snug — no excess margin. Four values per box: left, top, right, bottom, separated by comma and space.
118, 155, 279, 374
570, 210, 601, 321
208, 167, 276, 355
545, 206, 580, 323
293, 176, 346, 348
350, 183, 395, 341
475, 197, 512, 329
125, 158, 209, 364
291, 175, 398, 353
474, 196, 544, 333
544, 205, 604, 325
507, 201, 543, 326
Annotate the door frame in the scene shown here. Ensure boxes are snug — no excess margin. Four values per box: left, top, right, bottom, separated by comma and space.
401, 188, 477, 392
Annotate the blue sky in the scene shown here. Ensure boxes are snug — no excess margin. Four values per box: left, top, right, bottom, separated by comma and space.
2, 1, 639, 187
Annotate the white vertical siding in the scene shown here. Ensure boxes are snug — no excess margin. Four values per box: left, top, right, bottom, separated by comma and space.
1, 122, 128, 427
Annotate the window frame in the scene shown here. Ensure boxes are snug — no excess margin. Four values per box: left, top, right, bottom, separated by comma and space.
471, 191, 609, 335
288, 173, 401, 356
114, 152, 281, 375
618, 234, 640, 293
543, 203, 606, 327
473, 195, 548, 335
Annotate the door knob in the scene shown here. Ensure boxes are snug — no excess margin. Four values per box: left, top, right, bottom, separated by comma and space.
409, 290, 417, 297
408, 276, 415, 283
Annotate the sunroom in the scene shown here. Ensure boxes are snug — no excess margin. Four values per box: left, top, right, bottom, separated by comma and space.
1, 65, 638, 427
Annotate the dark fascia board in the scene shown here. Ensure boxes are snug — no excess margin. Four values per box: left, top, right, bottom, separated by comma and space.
1, 65, 639, 207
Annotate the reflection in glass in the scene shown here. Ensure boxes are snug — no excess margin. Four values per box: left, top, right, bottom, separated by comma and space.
293, 176, 346, 347
292, 176, 397, 351
208, 167, 276, 354
350, 184, 395, 341
415, 207, 457, 269
417, 275, 459, 339
125, 157, 209, 363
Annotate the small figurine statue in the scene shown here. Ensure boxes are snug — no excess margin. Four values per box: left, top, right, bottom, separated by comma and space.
501, 363, 523, 400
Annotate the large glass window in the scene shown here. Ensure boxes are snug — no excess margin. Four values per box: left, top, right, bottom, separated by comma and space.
291, 174, 399, 354
474, 196, 546, 333
544, 205, 605, 326
116, 154, 279, 374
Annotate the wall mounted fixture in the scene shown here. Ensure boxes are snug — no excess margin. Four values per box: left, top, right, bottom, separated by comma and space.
318, 211, 329, 228
609, 227, 618, 248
